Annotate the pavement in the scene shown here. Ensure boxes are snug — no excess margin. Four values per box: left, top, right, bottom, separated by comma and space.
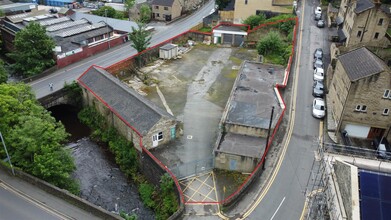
0, 170, 102, 220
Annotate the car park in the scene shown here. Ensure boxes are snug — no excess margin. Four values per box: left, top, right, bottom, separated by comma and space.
313, 80, 324, 97
312, 98, 326, 119
314, 48, 323, 59
317, 20, 325, 28
313, 58, 323, 69
315, 7, 322, 15
314, 67, 324, 81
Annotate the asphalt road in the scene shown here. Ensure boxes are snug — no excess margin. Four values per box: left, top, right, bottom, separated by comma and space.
0, 183, 63, 220
247, 0, 331, 219
29, 0, 215, 99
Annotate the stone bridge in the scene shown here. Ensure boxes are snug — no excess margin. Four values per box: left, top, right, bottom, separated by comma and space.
38, 88, 79, 109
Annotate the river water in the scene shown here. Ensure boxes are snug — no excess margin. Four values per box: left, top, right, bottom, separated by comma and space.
49, 105, 154, 219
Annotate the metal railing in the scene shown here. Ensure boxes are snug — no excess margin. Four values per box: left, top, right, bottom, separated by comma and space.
169, 157, 214, 180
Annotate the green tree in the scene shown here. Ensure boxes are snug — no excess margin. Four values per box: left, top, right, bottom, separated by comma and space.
129, 23, 152, 53
7, 22, 55, 77
0, 60, 8, 83
256, 31, 284, 56
243, 14, 266, 29
124, 0, 136, 20
139, 4, 152, 23
0, 83, 79, 194
91, 6, 116, 18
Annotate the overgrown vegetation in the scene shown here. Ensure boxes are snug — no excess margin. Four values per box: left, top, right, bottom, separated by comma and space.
78, 107, 178, 219
7, 22, 55, 78
139, 4, 152, 23
91, 6, 125, 19
63, 81, 83, 106
243, 14, 266, 29
247, 14, 296, 65
0, 83, 79, 194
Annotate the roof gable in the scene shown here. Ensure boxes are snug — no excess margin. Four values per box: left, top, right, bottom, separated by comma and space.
78, 66, 174, 134
354, 0, 375, 14
338, 47, 385, 81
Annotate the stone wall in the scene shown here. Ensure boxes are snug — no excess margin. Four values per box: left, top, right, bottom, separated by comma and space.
144, 117, 177, 150
214, 151, 259, 173
333, 159, 360, 220
225, 123, 268, 138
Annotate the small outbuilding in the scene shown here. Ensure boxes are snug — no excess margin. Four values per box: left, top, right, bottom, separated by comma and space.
159, 43, 178, 60
212, 24, 248, 46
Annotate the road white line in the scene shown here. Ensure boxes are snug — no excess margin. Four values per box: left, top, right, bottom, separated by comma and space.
270, 197, 286, 220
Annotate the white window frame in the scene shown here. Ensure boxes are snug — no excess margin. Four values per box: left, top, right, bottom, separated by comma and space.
355, 104, 367, 112
383, 108, 389, 116
383, 89, 390, 98
361, 105, 367, 112
355, 105, 361, 112
157, 131, 163, 141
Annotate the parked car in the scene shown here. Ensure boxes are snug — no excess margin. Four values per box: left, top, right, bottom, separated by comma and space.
313, 80, 324, 97
314, 67, 324, 81
317, 20, 325, 28
312, 98, 326, 119
372, 137, 391, 159
313, 58, 323, 69
315, 7, 322, 15
315, 13, 322, 21
314, 48, 323, 59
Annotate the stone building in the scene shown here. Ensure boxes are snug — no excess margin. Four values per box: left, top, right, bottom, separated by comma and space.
214, 61, 284, 173
78, 65, 178, 151
151, 0, 182, 22
327, 47, 391, 140
337, 0, 391, 47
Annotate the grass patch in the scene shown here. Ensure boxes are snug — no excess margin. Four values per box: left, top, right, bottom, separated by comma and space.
214, 169, 248, 196
198, 27, 212, 32
226, 69, 238, 79
264, 54, 285, 65
229, 56, 242, 65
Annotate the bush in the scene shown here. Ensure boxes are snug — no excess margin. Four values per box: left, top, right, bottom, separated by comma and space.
243, 14, 266, 29
139, 183, 156, 208
257, 31, 285, 56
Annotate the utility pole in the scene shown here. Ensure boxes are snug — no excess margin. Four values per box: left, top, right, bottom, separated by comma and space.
105, 9, 111, 49
0, 131, 15, 175
263, 106, 275, 170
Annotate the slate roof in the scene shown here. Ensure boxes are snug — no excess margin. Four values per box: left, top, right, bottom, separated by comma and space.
354, 0, 375, 14
69, 11, 137, 33
78, 66, 174, 135
338, 47, 385, 82
380, 4, 391, 15
217, 133, 266, 158
152, 0, 175, 7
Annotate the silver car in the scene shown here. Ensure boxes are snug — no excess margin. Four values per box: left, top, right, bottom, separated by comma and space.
312, 98, 326, 119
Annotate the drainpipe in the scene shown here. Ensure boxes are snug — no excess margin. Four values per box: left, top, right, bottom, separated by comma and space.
263, 106, 274, 170
360, 9, 371, 42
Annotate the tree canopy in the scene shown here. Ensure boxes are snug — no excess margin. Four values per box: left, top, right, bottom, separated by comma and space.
0, 83, 78, 193
139, 4, 152, 23
0, 60, 8, 84
243, 14, 266, 29
7, 22, 55, 78
124, 0, 136, 19
92, 6, 116, 18
129, 23, 152, 53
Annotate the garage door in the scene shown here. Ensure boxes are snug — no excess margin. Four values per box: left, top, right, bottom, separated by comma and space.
344, 124, 370, 138
222, 34, 233, 44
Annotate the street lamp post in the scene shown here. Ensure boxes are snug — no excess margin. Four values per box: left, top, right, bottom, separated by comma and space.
0, 131, 15, 175
105, 9, 111, 49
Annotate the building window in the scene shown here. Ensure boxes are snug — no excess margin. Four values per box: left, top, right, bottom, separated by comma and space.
245, 0, 248, 4
383, 89, 390, 98
374, 32, 380, 39
156, 13, 160, 17
383, 108, 390, 116
378, 18, 384, 26
164, 6, 168, 10
154, 5, 159, 9
355, 105, 367, 112
158, 132, 163, 141
357, 31, 362, 37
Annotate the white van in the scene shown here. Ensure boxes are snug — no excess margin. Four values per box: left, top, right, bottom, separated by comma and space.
377, 143, 390, 159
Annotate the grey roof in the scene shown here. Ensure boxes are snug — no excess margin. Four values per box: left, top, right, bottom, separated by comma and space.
214, 25, 247, 33
354, 0, 374, 14
217, 133, 266, 158
69, 11, 137, 33
78, 66, 174, 134
338, 47, 385, 81
0, 2, 37, 13
225, 61, 284, 129
380, 4, 391, 15
0, 0, 14, 6
152, 0, 175, 7
160, 43, 177, 50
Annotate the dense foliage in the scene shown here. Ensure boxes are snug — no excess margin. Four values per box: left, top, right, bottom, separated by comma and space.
243, 14, 266, 29
129, 23, 152, 53
139, 4, 152, 23
0, 60, 8, 83
7, 22, 55, 77
91, 6, 124, 19
216, 0, 231, 10
0, 83, 79, 193
78, 107, 179, 219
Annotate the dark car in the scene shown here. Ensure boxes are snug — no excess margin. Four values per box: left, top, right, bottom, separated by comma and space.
313, 80, 324, 97
313, 58, 323, 69
314, 48, 323, 59
317, 20, 325, 28
315, 13, 322, 21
